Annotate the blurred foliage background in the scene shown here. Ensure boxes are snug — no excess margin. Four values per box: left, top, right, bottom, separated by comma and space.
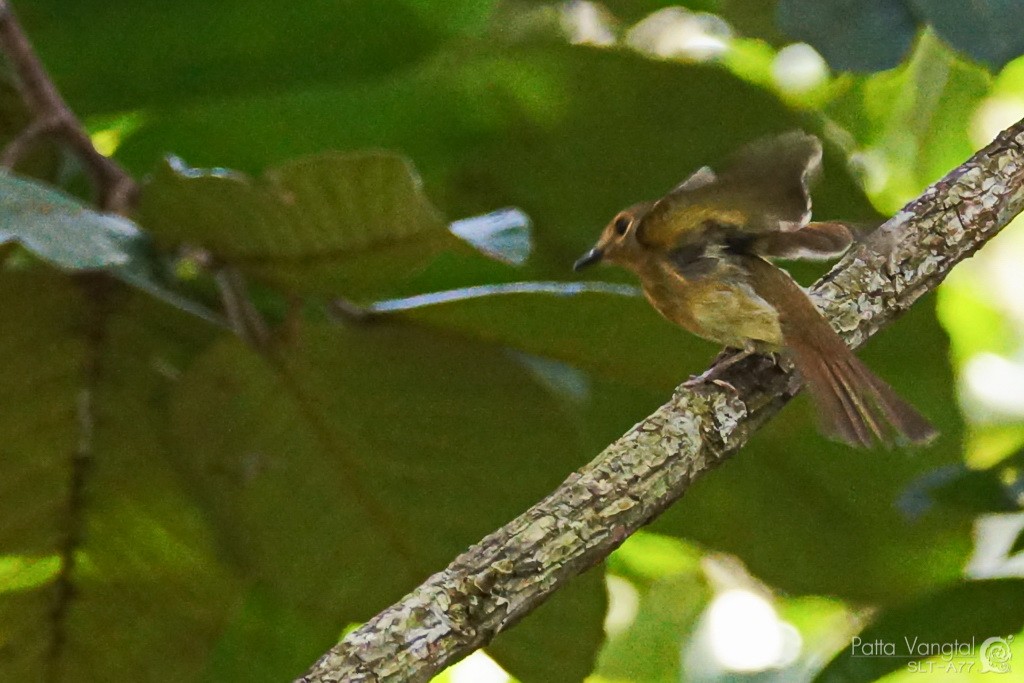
2, 1, 1024, 682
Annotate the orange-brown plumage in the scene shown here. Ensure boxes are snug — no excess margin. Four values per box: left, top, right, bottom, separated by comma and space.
574, 131, 936, 447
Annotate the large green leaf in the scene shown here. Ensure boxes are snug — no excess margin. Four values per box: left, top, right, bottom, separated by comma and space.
166, 322, 606, 681
372, 282, 699, 393
137, 152, 528, 298
19, 0, 499, 116
595, 570, 710, 683
114, 45, 878, 283
0, 271, 240, 682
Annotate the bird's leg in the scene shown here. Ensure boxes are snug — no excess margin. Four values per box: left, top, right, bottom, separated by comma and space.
683, 343, 759, 392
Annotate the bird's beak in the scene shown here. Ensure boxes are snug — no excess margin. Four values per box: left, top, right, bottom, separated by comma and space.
573, 247, 604, 272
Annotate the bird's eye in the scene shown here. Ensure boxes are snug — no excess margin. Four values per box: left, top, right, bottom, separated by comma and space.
614, 215, 632, 236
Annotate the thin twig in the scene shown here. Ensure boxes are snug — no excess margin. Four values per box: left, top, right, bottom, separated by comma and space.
0, 6, 262, 347
0, 113, 51, 167
0, 1, 136, 212
47, 273, 110, 680
215, 267, 272, 353
297, 120, 1024, 683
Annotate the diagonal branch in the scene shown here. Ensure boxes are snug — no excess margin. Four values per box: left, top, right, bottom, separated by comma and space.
297, 120, 1024, 683
0, 0, 136, 212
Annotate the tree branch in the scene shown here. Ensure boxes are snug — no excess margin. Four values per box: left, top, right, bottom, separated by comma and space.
297, 121, 1024, 683
0, 0, 136, 212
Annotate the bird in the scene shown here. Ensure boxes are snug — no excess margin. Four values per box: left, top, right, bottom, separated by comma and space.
573, 131, 936, 448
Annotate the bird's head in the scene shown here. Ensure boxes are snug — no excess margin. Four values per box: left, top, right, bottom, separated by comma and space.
573, 202, 652, 273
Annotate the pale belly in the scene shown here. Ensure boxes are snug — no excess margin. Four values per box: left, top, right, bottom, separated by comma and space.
642, 278, 783, 349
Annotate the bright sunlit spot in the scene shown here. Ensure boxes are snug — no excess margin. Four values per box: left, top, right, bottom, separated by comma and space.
967, 513, 1024, 578
448, 650, 511, 683
603, 574, 640, 637
849, 148, 892, 198
561, 1, 616, 47
964, 353, 1024, 418
940, 217, 1024, 429
772, 43, 828, 93
0, 554, 61, 594
87, 111, 146, 157
971, 97, 1024, 149
627, 8, 732, 61
706, 589, 800, 672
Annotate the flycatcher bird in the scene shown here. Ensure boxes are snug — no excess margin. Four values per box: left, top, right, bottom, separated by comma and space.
573, 131, 936, 448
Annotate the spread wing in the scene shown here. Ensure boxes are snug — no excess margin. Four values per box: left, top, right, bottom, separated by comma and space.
639, 131, 822, 251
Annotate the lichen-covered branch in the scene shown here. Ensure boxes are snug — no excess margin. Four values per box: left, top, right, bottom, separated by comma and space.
297, 120, 1024, 683
0, 0, 136, 212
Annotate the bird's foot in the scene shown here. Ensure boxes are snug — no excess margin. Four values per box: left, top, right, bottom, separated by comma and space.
682, 346, 757, 393
682, 370, 738, 394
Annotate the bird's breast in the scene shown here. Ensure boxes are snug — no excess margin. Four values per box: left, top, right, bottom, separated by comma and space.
640, 263, 783, 348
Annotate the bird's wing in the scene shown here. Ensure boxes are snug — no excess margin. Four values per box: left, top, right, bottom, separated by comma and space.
639, 131, 823, 250
714, 130, 821, 231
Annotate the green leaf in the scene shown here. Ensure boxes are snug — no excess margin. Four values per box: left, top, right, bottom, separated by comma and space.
202, 586, 336, 682
595, 571, 710, 683
167, 322, 606, 681
0, 172, 141, 269
606, 532, 704, 583
137, 152, 525, 297
937, 270, 1018, 364
110, 253, 226, 329
373, 282, 695, 393
0, 271, 240, 682
488, 572, 608, 683
776, 0, 1024, 72
814, 580, 1024, 683
776, 0, 917, 72
114, 44, 878, 269
22, 0, 500, 116
911, 0, 1024, 70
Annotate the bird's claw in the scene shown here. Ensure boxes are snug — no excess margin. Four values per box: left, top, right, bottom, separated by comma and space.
682, 370, 738, 394
710, 378, 739, 394
683, 346, 756, 392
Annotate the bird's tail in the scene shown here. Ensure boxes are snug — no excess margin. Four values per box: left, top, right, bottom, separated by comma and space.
744, 256, 937, 447
786, 331, 938, 447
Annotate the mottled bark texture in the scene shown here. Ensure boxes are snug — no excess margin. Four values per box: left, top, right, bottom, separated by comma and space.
298, 120, 1024, 683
